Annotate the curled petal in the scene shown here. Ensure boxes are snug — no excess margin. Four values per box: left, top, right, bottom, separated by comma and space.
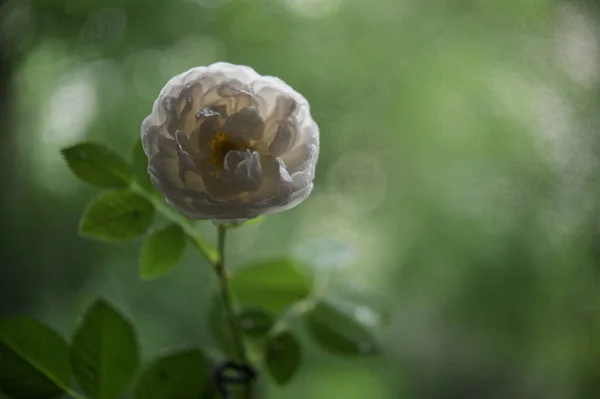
225, 150, 263, 192
222, 106, 265, 142
282, 143, 318, 175
269, 122, 296, 157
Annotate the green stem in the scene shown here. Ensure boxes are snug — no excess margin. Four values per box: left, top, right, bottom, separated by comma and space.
215, 224, 248, 365
130, 183, 219, 264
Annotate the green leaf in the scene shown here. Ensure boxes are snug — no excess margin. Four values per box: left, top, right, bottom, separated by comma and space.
62, 143, 132, 188
265, 331, 301, 385
70, 300, 139, 399
140, 224, 186, 280
230, 258, 312, 316
0, 318, 71, 399
305, 302, 379, 356
131, 140, 156, 193
134, 350, 208, 399
79, 190, 155, 242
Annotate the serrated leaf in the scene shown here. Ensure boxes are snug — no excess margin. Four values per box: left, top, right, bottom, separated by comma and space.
70, 300, 139, 399
230, 258, 312, 316
79, 190, 155, 242
0, 318, 71, 399
305, 302, 379, 356
62, 143, 132, 188
131, 140, 157, 193
265, 331, 301, 385
140, 224, 186, 280
134, 350, 208, 399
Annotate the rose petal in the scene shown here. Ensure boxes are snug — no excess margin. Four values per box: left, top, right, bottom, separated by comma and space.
269, 122, 296, 157
194, 116, 220, 153
263, 95, 298, 141
264, 183, 313, 215
282, 143, 317, 174
175, 130, 197, 169
224, 150, 262, 192
246, 155, 293, 202
222, 106, 265, 142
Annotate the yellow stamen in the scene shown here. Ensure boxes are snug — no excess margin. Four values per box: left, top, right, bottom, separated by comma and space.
206, 120, 257, 174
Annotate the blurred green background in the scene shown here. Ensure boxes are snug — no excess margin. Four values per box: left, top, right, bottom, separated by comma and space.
2, 0, 600, 397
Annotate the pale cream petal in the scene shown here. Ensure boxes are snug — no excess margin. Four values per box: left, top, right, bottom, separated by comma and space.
175, 130, 196, 170
149, 154, 184, 192
217, 83, 252, 115
222, 106, 264, 142
224, 150, 262, 192
281, 143, 318, 174
262, 95, 298, 141
208, 62, 261, 84
269, 122, 297, 157
264, 183, 313, 215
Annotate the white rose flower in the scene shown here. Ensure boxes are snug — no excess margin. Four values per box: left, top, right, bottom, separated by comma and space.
141, 62, 319, 221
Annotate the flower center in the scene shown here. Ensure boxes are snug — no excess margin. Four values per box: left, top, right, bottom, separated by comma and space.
209, 130, 240, 168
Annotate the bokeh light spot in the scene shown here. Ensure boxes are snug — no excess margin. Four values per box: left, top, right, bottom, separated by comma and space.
284, 0, 343, 19
327, 152, 387, 214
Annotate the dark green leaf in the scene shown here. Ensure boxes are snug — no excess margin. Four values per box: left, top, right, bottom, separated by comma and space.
70, 300, 139, 399
79, 190, 155, 242
265, 331, 301, 385
305, 302, 379, 356
140, 224, 186, 280
0, 318, 71, 399
131, 140, 156, 193
134, 350, 208, 399
230, 258, 312, 316
62, 143, 132, 188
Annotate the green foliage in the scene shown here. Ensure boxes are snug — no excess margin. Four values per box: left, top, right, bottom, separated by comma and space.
62, 143, 132, 188
207, 297, 238, 359
230, 258, 312, 316
238, 309, 274, 341
265, 331, 301, 386
140, 224, 186, 280
131, 140, 157, 194
0, 318, 71, 399
225, 215, 265, 229
209, 303, 276, 358
70, 300, 139, 399
305, 302, 379, 356
134, 350, 209, 399
79, 190, 155, 242
22, 136, 386, 396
